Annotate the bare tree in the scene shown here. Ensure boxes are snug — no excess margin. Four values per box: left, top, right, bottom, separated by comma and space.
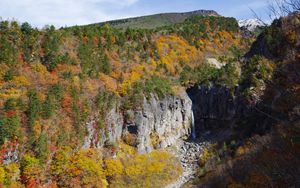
282, 0, 300, 12
250, 8, 269, 26
251, 0, 300, 24
268, 0, 300, 20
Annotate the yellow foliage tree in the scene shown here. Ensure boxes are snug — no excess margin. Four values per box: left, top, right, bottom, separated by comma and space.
51, 147, 108, 188
12, 76, 31, 87
4, 163, 21, 186
109, 150, 182, 188
20, 154, 42, 186
0, 167, 5, 185
31, 62, 48, 76
99, 73, 118, 93
104, 159, 124, 177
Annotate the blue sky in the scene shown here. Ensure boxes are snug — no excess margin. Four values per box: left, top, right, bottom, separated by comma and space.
0, 0, 270, 28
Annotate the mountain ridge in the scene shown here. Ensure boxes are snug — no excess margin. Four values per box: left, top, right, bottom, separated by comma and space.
238, 18, 265, 31
90, 9, 220, 29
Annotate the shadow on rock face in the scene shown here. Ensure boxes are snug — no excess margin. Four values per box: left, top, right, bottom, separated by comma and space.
186, 85, 242, 135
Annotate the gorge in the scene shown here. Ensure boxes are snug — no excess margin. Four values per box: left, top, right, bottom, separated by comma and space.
80, 82, 253, 188
0, 6, 299, 188
82, 84, 244, 152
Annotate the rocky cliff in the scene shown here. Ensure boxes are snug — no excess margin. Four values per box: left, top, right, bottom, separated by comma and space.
187, 85, 246, 133
83, 91, 193, 153
128, 92, 193, 153
83, 106, 124, 149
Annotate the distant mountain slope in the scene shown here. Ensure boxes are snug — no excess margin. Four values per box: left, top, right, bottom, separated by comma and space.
238, 18, 265, 32
91, 10, 220, 29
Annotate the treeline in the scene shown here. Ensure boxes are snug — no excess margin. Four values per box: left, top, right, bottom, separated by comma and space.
180, 61, 240, 91
159, 16, 239, 47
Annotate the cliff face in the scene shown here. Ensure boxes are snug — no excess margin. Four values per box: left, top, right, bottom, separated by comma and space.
83, 85, 250, 152
83, 91, 193, 153
127, 92, 193, 153
187, 85, 247, 133
188, 85, 236, 119
83, 106, 124, 149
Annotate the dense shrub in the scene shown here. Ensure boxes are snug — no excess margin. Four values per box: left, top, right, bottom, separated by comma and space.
51, 147, 108, 187
3, 69, 16, 81
42, 83, 64, 119
27, 90, 42, 139
105, 150, 182, 188
34, 134, 49, 163
144, 76, 174, 99
41, 25, 61, 71
0, 113, 21, 145
215, 63, 239, 90
121, 82, 144, 110
166, 16, 239, 46
180, 61, 239, 91
1, 163, 23, 187
0, 26, 19, 65
96, 91, 116, 118
20, 154, 42, 186
241, 56, 274, 89
3, 98, 24, 112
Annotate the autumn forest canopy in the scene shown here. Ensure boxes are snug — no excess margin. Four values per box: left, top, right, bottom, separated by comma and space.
0, 15, 252, 187
0, 6, 299, 187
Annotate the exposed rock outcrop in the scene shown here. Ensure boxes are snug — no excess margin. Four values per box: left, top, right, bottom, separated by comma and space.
83, 106, 124, 148
187, 85, 246, 133
166, 140, 210, 188
188, 85, 236, 120
126, 92, 193, 153
83, 91, 193, 153
0, 141, 19, 165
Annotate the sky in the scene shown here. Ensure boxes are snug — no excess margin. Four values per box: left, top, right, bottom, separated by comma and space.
0, 0, 270, 28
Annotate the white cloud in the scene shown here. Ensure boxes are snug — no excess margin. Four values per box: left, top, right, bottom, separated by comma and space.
0, 0, 139, 28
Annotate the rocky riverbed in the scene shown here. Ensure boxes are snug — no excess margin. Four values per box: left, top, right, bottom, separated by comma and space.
166, 139, 210, 188
166, 129, 234, 188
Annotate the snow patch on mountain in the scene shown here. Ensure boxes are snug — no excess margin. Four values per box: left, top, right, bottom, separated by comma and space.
238, 19, 265, 31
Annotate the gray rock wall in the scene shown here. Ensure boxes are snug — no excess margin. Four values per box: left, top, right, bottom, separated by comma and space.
128, 92, 193, 153
187, 85, 246, 131
83, 106, 124, 149
83, 91, 193, 153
